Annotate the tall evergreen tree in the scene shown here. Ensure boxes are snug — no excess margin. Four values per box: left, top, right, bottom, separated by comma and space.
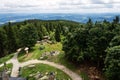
55, 28, 61, 42
0, 28, 7, 57
3, 22, 18, 53
20, 25, 38, 48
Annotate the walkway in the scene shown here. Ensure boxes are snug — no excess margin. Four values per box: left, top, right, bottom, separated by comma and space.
20, 60, 82, 80
0, 49, 82, 80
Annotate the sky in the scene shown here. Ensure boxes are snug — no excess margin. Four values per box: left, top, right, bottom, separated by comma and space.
0, 0, 120, 13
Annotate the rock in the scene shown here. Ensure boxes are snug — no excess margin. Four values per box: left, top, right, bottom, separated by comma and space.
39, 57, 44, 60
37, 41, 41, 43
6, 70, 11, 74
24, 47, 29, 54
17, 48, 22, 52
45, 72, 49, 75
28, 65, 35, 68
39, 75, 48, 80
50, 51, 60, 56
35, 73, 43, 79
94, 76, 100, 80
47, 41, 52, 44
24, 47, 29, 51
29, 74, 35, 77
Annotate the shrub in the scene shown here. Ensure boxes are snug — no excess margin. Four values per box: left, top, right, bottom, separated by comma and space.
104, 46, 120, 80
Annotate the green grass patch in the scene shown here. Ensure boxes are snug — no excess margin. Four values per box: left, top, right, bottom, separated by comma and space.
21, 64, 71, 80
0, 54, 14, 64
18, 42, 62, 62
0, 63, 13, 75
48, 53, 76, 71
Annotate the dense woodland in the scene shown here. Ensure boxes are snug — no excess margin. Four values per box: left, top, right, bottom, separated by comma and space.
0, 16, 120, 80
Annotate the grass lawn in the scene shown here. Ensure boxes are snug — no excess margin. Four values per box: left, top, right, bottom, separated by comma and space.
0, 63, 13, 76
21, 64, 71, 80
48, 52, 89, 80
0, 54, 14, 64
0, 42, 89, 80
48, 53, 76, 71
18, 42, 89, 80
18, 42, 62, 62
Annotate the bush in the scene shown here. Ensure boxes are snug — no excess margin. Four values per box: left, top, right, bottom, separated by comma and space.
104, 46, 120, 80
39, 45, 45, 50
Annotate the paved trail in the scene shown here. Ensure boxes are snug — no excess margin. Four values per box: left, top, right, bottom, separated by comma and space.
0, 50, 82, 80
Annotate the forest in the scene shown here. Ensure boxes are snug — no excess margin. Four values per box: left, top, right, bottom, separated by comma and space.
0, 16, 120, 80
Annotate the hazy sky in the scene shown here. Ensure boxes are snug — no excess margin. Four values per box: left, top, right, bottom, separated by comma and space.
0, 0, 120, 13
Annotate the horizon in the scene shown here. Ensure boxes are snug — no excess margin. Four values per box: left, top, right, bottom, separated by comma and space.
0, 13, 119, 25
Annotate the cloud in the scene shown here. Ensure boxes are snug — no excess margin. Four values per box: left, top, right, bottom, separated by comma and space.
0, 0, 120, 13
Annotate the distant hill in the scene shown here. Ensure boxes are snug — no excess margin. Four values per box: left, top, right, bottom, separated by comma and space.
0, 13, 120, 25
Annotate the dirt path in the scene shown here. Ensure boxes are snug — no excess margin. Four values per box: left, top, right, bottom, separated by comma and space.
0, 49, 21, 77
10, 52, 20, 77
20, 59, 82, 80
0, 50, 82, 80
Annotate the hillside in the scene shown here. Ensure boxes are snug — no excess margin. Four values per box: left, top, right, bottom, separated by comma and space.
0, 16, 120, 80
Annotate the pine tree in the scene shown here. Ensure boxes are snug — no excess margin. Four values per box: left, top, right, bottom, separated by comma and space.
3, 22, 18, 53
55, 28, 61, 42
0, 28, 7, 57
20, 25, 38, 48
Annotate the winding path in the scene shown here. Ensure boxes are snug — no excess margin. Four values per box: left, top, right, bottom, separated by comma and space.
20, 60, 82, 80
0, 50, 82, 80
10, 52, 20, 77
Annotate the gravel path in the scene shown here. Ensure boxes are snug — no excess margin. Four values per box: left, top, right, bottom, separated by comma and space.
0, 50, 82, 80
10, 52, 20, 77
20, 59, 82, 80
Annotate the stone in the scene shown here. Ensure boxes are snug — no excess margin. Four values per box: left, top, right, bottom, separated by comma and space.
28, 65, 35, 68
45, 72, 49, 75
24, 47, 29, 54
37, 41, 41, 43
50, 51, 60, 56
17, 48, 22, 52
39, 57, 44, 60
6, 71, 11, 74
39, 75, 48, 80
29, 74, 35, 77
35, 74, 43, 79
24, 47, 29, 51
94, 76, 100, 80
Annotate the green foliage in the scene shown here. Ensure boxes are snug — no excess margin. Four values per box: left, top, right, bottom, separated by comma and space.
4, 22, 18, 53
21, 64, 71, 80
63, 16, 119, 69
49, 31, 55, 41
20, 25, 38, 48
113, 16, 119, 24
41, 25, 48, 36
55, 28, 61, 42
0, 28, 7, 57
104, 46, 120, 80
18, 43, 62, 62
0, 54, 13, 64
110, 35, 120, 47
0, 17, 120, 80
